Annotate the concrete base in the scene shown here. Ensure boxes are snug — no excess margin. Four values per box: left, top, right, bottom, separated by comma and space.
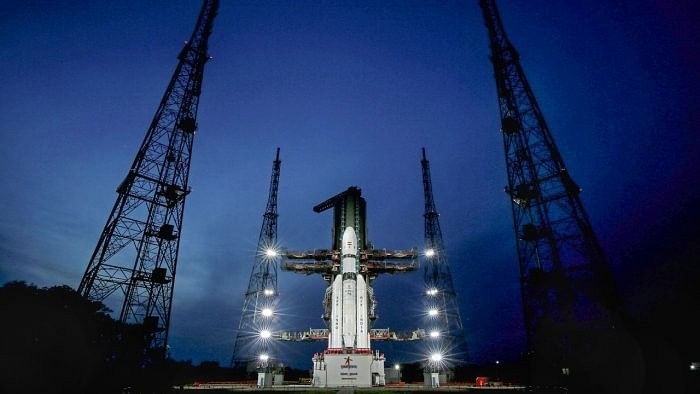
312, 350, 386, 388
384, 367, 402, 384
257, 372, 272, 388
424, 372, 440, 388
441, 370, 454, 383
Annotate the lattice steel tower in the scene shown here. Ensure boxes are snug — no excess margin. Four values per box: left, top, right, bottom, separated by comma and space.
77, 0, 219, 357
231, 148, 282, 367
479, 0, 619, 382
421, 148, 468, 363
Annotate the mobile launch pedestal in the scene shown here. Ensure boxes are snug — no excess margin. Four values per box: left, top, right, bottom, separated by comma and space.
283, 187, 417, 388
312, 349, 386, 387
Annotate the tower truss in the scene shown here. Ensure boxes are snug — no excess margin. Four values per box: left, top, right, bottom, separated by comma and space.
479, 0, 619, 382
77, 0, 219, 356
231, 148, 282, 366
421, 148, 468, 362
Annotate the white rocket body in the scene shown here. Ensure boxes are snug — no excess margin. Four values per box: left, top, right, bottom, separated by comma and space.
328, 226, 370, 349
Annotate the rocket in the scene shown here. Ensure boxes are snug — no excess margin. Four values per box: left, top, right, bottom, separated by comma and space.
328, 226, 370, 349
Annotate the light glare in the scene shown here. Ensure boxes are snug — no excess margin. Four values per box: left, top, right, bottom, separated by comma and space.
261, 308, 273, 317
430, 330, 440, 338
260, 330, 272, 339
265, 248, 278, 257
430, 353, 443, 362
428, 308, 439, 316
425, 249, 436, 257
259, 353, 269, 361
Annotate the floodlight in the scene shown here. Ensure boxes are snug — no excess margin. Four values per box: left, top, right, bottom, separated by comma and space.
265, 248, 278, 257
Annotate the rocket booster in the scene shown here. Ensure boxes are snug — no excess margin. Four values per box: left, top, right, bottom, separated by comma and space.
330, 274, 343, 348
356, 273, 369, 348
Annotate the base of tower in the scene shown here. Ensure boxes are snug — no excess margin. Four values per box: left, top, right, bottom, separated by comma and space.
424, 372, 441, 388
311, 349, 386, 388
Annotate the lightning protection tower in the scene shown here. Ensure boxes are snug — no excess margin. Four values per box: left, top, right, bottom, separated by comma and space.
421, 148, 468, 363
231, 148, 282, 368
77, 0, 219, 359
479, 0, 619, 383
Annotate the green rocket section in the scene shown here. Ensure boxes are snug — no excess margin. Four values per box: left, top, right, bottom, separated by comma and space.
313, 186, 367, 251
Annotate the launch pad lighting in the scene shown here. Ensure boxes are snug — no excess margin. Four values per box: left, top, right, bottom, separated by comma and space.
430, 330, 440, 338
426, 288, 438, 296
394, 364, 400, 370
428, 308, 439, 316
425, 249, 436, 257
430, 353, 443, 362
265, 248, 278, 257
260, 330, 271, 339
259, 354, 269, 361
261, 308, 273, 317
263, 289, 274, 296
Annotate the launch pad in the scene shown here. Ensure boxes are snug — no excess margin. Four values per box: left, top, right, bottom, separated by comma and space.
283, 187, 418, 388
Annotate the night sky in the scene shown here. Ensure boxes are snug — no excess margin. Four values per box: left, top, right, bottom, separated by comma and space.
1, 0, 698, 369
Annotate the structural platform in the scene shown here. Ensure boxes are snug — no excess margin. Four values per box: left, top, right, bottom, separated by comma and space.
279, 328, 425, 341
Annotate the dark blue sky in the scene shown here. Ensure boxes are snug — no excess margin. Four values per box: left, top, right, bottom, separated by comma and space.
1, 0, 698, 368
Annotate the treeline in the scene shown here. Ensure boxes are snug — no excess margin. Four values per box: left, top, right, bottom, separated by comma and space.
0, 281, 253, 393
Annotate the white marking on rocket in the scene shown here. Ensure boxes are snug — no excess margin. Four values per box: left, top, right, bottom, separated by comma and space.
329, 274, 343, 348
356, 273, 369, 348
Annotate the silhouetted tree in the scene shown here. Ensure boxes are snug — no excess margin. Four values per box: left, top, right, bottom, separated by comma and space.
0, 281, 148, 393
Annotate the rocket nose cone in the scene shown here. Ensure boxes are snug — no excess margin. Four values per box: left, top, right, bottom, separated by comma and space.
342, 227, 357, 253
343, 226, 355, 239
